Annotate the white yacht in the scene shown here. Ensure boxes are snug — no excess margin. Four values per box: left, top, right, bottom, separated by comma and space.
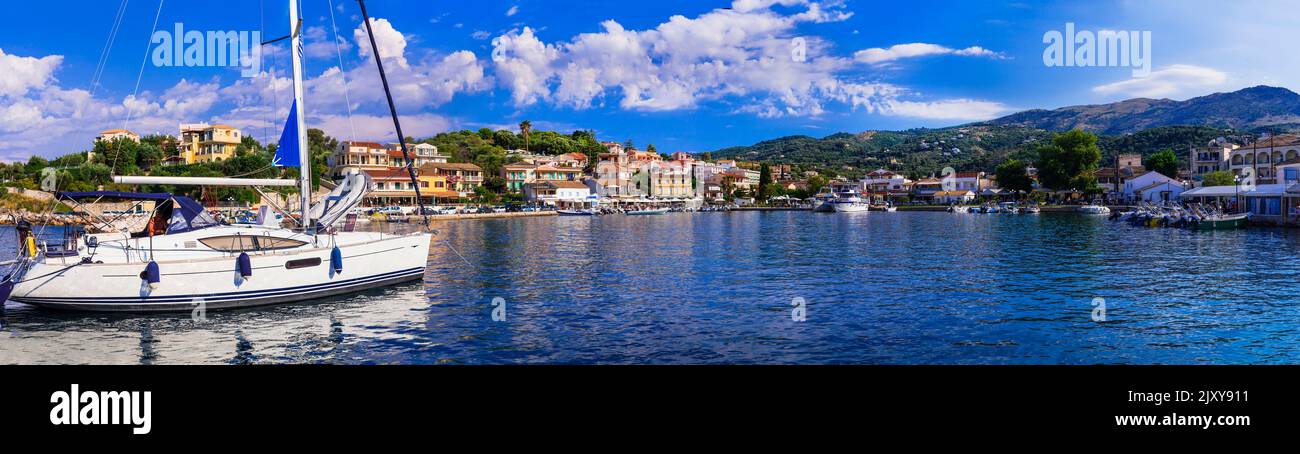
0, 1, 431, 312
811, 189, 837, 212
829, 189, 870, 213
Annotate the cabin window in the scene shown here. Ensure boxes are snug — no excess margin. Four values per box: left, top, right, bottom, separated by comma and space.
285, 257, 322, 269
199, 235, 307, 252
257, 236, 309, 251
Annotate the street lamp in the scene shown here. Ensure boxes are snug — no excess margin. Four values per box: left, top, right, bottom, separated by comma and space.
1234, 174, 1244, 214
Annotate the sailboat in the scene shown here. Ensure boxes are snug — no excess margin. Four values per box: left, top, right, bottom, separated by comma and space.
0, 1, 432, 311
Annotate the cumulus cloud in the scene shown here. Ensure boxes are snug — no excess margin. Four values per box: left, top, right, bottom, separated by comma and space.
1091, 64, 1229, 99
853, 43, 1001, 65
0, 18, 487, 160
0, 48, 62, 98
489, 1, 861, 113
354, 17, 408, 67
486, 0, 1000, 119
303, 25, 353, 59
506, 5, 519, 17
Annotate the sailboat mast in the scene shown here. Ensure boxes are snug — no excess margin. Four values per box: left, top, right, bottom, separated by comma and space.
289, 0, 312, 229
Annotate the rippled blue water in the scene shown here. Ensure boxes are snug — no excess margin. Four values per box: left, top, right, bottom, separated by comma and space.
2, 211, 1299, 364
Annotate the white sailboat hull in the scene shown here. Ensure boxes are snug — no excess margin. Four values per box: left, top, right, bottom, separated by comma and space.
9, 230, 431, 312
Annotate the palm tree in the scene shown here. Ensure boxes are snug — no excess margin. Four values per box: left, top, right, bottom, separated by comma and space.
519, 120, 532, 152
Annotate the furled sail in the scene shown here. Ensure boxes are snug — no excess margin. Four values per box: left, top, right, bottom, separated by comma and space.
309, 171, 372, 230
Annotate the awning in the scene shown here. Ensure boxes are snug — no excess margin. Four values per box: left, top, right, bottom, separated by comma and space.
56, 191, 217, 234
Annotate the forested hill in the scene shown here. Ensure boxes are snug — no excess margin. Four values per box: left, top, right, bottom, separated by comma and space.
709, 125, 1243, 179
982, 85, 1300, 134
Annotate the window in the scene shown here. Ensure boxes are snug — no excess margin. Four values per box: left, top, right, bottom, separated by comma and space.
200, 235, 307, 252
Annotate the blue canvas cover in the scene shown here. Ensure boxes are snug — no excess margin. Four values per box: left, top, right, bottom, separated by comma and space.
57, 191, 218, 234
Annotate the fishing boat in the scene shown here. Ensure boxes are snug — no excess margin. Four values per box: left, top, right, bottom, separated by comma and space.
1192, 213, 1249, 230
0, 1, 431, 311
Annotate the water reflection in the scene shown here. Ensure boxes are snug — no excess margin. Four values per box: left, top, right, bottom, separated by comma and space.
3, 212, 1300, 364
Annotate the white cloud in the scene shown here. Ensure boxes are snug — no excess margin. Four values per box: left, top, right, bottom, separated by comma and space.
506, 5, 519, 17
0, 17, 491, 161
884, 98, 1012, 120
1091, 64, 1229, 99
853, 43, 1001, 64
490, 1, 860, 113
0, 48, 62, 98
471, 30, 492, 40
303, 26, 353, 59
316, 113, 455, 142
354, 17, 408, 67
486, 0, 1000, 120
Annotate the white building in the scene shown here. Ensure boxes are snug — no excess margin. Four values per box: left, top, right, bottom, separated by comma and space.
525, 180, 592, 207
941, 171, 989, 192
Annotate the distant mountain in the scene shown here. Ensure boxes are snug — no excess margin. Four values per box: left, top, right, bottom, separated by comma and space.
983, 85, 1300, 134
709, 86, 1300, 178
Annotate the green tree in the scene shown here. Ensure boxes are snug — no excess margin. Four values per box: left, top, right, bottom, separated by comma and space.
1203, 170, 1235, 187
757, 163, 773, 200
1035, 130, 1101, 191
806, 174, 829, 193
519, 120, 532, 151
1147, 148, 1179, 178
995, 159, 1033, 195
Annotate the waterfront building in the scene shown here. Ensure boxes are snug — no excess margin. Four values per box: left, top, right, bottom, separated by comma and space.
419, 162, 485, 196
692, 162, 728, 197
179, 123, 242, 164
385, 142, 446, 167
941, 171, 988, 192
861, 169, 913, 199
503, 163, 538, 193
1121, 171, 1185, 203
1188, 138, 1237, 186
96, 129, 140, 143
933, 190, 975, 204
525, 180, 592, 207
502, 163, 583, 192
364, 168, 424, 206
639, 159, 695, 198
1226, 135, 1300, 185
329, 141, 389, 178
911, 178, 943, 202
593, 145, 639, 197
725, 167, 761, 189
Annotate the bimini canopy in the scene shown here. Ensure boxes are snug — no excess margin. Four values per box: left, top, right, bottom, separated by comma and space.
56, 191, 219, 234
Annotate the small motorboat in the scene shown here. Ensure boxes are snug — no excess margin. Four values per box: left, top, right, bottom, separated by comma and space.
626, 208, 669, 215
1079, 204, 1111, 215
557, 209, 596, 216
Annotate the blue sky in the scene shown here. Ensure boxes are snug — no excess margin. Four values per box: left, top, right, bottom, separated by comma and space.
1, 0, 1296, 160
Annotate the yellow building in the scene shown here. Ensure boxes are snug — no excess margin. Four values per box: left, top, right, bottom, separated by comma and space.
180, 123, 243, 164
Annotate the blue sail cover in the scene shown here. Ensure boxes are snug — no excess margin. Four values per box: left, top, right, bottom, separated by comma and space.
57, 191, 218, 234
274, 100, 301, 167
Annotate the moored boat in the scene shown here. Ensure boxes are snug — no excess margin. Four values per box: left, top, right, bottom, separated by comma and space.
626, 208, 669, 215
0, 1, 434, 312
1192, 213, 1249, 230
